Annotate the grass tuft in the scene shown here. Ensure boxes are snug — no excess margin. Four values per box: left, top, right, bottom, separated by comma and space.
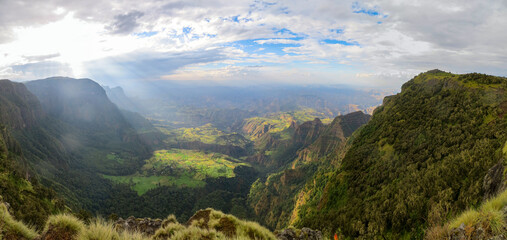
44, 213, 85, 235
0, 203, 39, 239
153, 222, 186, 240
77, 218, 120, 240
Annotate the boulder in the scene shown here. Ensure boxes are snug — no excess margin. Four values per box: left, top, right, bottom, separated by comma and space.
450, 223, 466, 240
276, 227, 323, 240
114, 216, 163, 236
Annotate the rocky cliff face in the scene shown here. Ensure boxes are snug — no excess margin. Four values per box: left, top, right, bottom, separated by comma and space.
0, 80, 45, 129
292, 118, 324, 146
293, 111, 370, 166
104, 86, 140, 113
248, 111, 370, 230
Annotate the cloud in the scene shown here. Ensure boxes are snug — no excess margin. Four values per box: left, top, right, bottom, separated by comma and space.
23, 53, 61, 62
0, 0, 505, 88
106, 11, 145, 34
4, 61, 73, 80
82, 49, 227, 85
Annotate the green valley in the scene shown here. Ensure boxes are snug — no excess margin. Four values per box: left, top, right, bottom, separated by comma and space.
104, 149, 247, 195
5, 70, 507, 240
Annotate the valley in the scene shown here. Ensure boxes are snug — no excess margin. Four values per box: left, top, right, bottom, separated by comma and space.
1, 70, 507, 239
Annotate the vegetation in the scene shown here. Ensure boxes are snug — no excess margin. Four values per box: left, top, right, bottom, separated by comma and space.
296, 70, 507, 238
104, 149, 247, 195
241, 108, 332, 141
0, 202, 39, 239
0, 124, 63, 228
162, 123, 251, 148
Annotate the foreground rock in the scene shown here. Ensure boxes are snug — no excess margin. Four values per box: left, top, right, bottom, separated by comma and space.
275, 227, 323, 240
114, 216, 164, 236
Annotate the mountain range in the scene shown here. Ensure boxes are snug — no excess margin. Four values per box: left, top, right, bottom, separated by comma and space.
0, 70, 506, 239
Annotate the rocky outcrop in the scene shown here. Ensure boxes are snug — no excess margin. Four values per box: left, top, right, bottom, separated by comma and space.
449, 223, 484, 240
114, 216, 164, 236
483, 161, 505, 201
292, 112, 370, 166
275, 227, 323, 240
293, 118, 324, 146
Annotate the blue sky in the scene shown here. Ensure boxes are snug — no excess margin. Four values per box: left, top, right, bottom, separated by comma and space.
0, 0, 506, 88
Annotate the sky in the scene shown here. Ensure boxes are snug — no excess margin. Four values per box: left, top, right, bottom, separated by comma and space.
0, 0, 506, 88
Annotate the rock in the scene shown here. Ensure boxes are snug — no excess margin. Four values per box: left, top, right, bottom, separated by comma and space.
276, 228, 297, 240
502, 206, 507, 221
450, 223, 466, 240
276, 227, 323, 240
114, 216, 163, 236
483, 161, 504, 201
300, 227, 323, 240
471, 227, 485, 240
489, 235, 507, 240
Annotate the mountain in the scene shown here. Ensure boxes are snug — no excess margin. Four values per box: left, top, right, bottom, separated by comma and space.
248, 111, 371, 230
24, 77, 151, 174
125, 81, 389, 130
103, 85, 140, 113
25, 77, 136, 135
294, 70, 507, 239
0, 77, 158, 216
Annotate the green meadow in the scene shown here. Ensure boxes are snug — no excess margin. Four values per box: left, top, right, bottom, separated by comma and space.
103, 149, 247, 195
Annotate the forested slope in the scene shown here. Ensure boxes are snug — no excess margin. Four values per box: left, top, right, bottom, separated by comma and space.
296, 70, 507, 239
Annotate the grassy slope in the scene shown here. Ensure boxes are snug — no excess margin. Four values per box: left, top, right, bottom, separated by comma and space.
297, 70, 507, 239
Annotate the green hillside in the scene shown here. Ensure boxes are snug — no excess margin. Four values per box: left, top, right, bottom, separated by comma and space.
296, 70, 507, 239
0, 124, 62, 228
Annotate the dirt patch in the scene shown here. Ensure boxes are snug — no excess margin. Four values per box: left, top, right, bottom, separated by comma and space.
214, 217, 236, 237
185, 209, 211, 228
38, 226, 77, 240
